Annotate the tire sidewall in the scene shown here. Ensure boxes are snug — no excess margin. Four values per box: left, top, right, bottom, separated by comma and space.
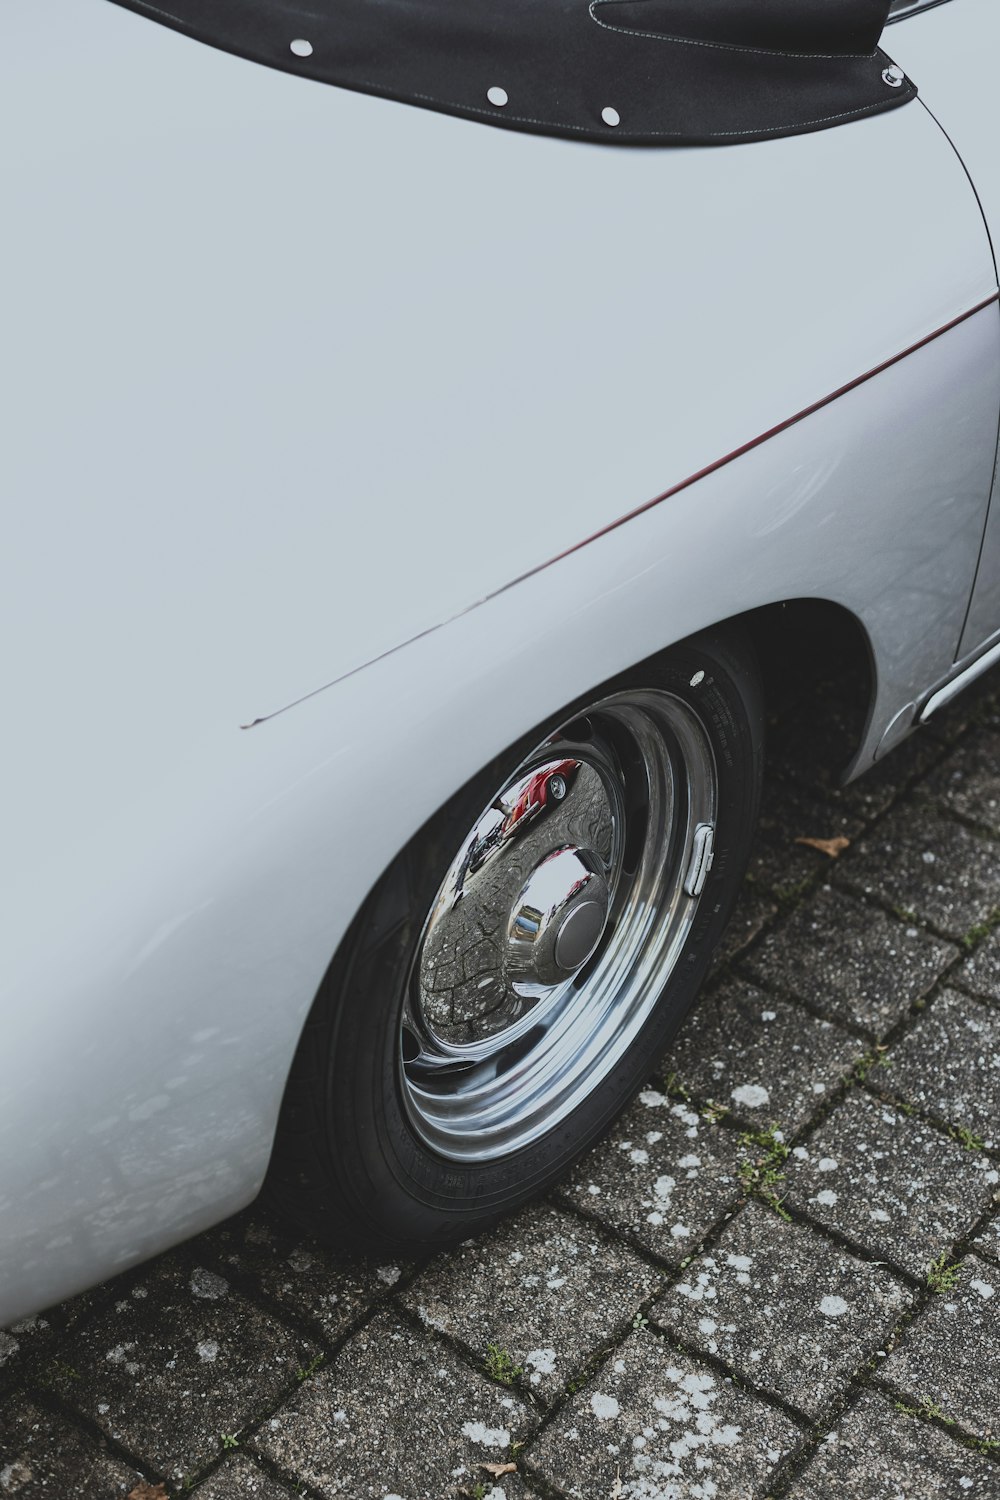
308, 629, 763, 1248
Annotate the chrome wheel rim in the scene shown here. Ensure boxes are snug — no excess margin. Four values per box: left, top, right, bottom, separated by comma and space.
399, 688, 718, 1161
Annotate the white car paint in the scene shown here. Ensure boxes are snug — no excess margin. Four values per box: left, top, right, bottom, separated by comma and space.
888, 0, 1000, 241
887, 0, 1000, 653
1, 0, 999, 1322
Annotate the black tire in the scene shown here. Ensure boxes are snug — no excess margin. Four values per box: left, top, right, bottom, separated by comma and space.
266, 624, 764, 1253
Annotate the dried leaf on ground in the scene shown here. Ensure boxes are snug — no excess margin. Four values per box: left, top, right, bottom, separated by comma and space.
480, 1461, 517, 1476
794, 835, 850, 858
127, 1485, 169, 1500
609, 1467, 624, 1499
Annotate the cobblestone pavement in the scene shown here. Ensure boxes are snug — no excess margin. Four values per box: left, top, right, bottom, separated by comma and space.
4, 655, 1000, 1500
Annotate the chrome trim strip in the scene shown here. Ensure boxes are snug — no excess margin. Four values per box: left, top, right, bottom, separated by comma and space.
919, 639, 1000, 721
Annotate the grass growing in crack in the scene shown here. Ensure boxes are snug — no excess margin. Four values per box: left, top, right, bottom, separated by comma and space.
855, 1049, 892, 1084
46, 1360, 80, 1382
890, 1395, 1000, 1457
926, 1254, 962, 1294
773, 876, 814, 910
894, 1396, 955, 1426
738, 1128, 790, 1219
664, 1072, 692, 1103
949, 1124, 986, 1152
632, 1312, 649, 1331
960, 910, 1000, 951
295, 1352, 325, 1382
483, 1343, 523, 1385
565, 1347, 612, 1395
220, 1432, 240, 1450
663, 1073, 728, 1124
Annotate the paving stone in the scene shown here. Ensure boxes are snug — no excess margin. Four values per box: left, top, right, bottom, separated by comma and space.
923, 728, 1000, 836
400, 1203, 662, 1403
651, 1199, 912, 1419
844, 805, 1000, 939
841, 727, 949, 804
453, 1472, 540, 1500
885, 989, 1000, 1147
710, 877, 777, 973
189, 1452, 301, 1498
253, 1309, 535, 1500
1, 1296, 95, 1393
667, 979, 863, 1132
745, 886, 957, 1037
961, 930, 1000, 1006
813, 732, 947, 827
200, 1206, 408, 1345
0, 1397, 141, 1497
557, 1090, 743, 1263
0, 1314, 52, 1366
526, 1327, 801, 1500
453, 1473, 540, 1500
48, 1252, 319, 1485
784, 1089, 999, 1278
820, 762, 904, 824
786, 1388, 1000, 1499
744, 835, 823, 907
973, 1216, 1000, 1266
883, 1253, 1000, 1442
759, 776, 869, 849
458, 1476, 542, 1500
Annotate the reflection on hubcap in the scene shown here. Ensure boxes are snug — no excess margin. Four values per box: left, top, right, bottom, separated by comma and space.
506, 846, 610, 990
400, 689, 718, 1161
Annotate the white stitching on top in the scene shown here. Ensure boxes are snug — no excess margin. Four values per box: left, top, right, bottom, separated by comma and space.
702, 92, 912, 134
589, 0, 878, 60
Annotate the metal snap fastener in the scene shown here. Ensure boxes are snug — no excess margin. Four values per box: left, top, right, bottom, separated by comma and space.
487, 86, 509, 108
290, 38, 313, 57
601, 106, 621, 128
882, 66, 905, 88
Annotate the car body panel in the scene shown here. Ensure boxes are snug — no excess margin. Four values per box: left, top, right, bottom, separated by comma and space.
4, 304, 998, 1326
887, 0, 1000, 657
888, 0, 1000, 254
960, 464, 1000, 660
2, 0, 1000, 1322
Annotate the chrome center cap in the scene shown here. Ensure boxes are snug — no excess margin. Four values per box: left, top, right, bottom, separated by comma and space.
505, 846, 610, 990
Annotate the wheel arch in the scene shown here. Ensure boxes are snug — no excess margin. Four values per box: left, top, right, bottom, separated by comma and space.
738, 598, 877, 785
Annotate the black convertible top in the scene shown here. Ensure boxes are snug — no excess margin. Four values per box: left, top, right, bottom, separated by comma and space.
110, 0, 916, 145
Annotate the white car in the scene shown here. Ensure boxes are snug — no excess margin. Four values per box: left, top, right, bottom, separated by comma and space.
2, 0, 999, 1325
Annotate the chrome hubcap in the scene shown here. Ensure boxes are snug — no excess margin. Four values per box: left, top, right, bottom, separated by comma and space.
399, 688, 717, 1161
